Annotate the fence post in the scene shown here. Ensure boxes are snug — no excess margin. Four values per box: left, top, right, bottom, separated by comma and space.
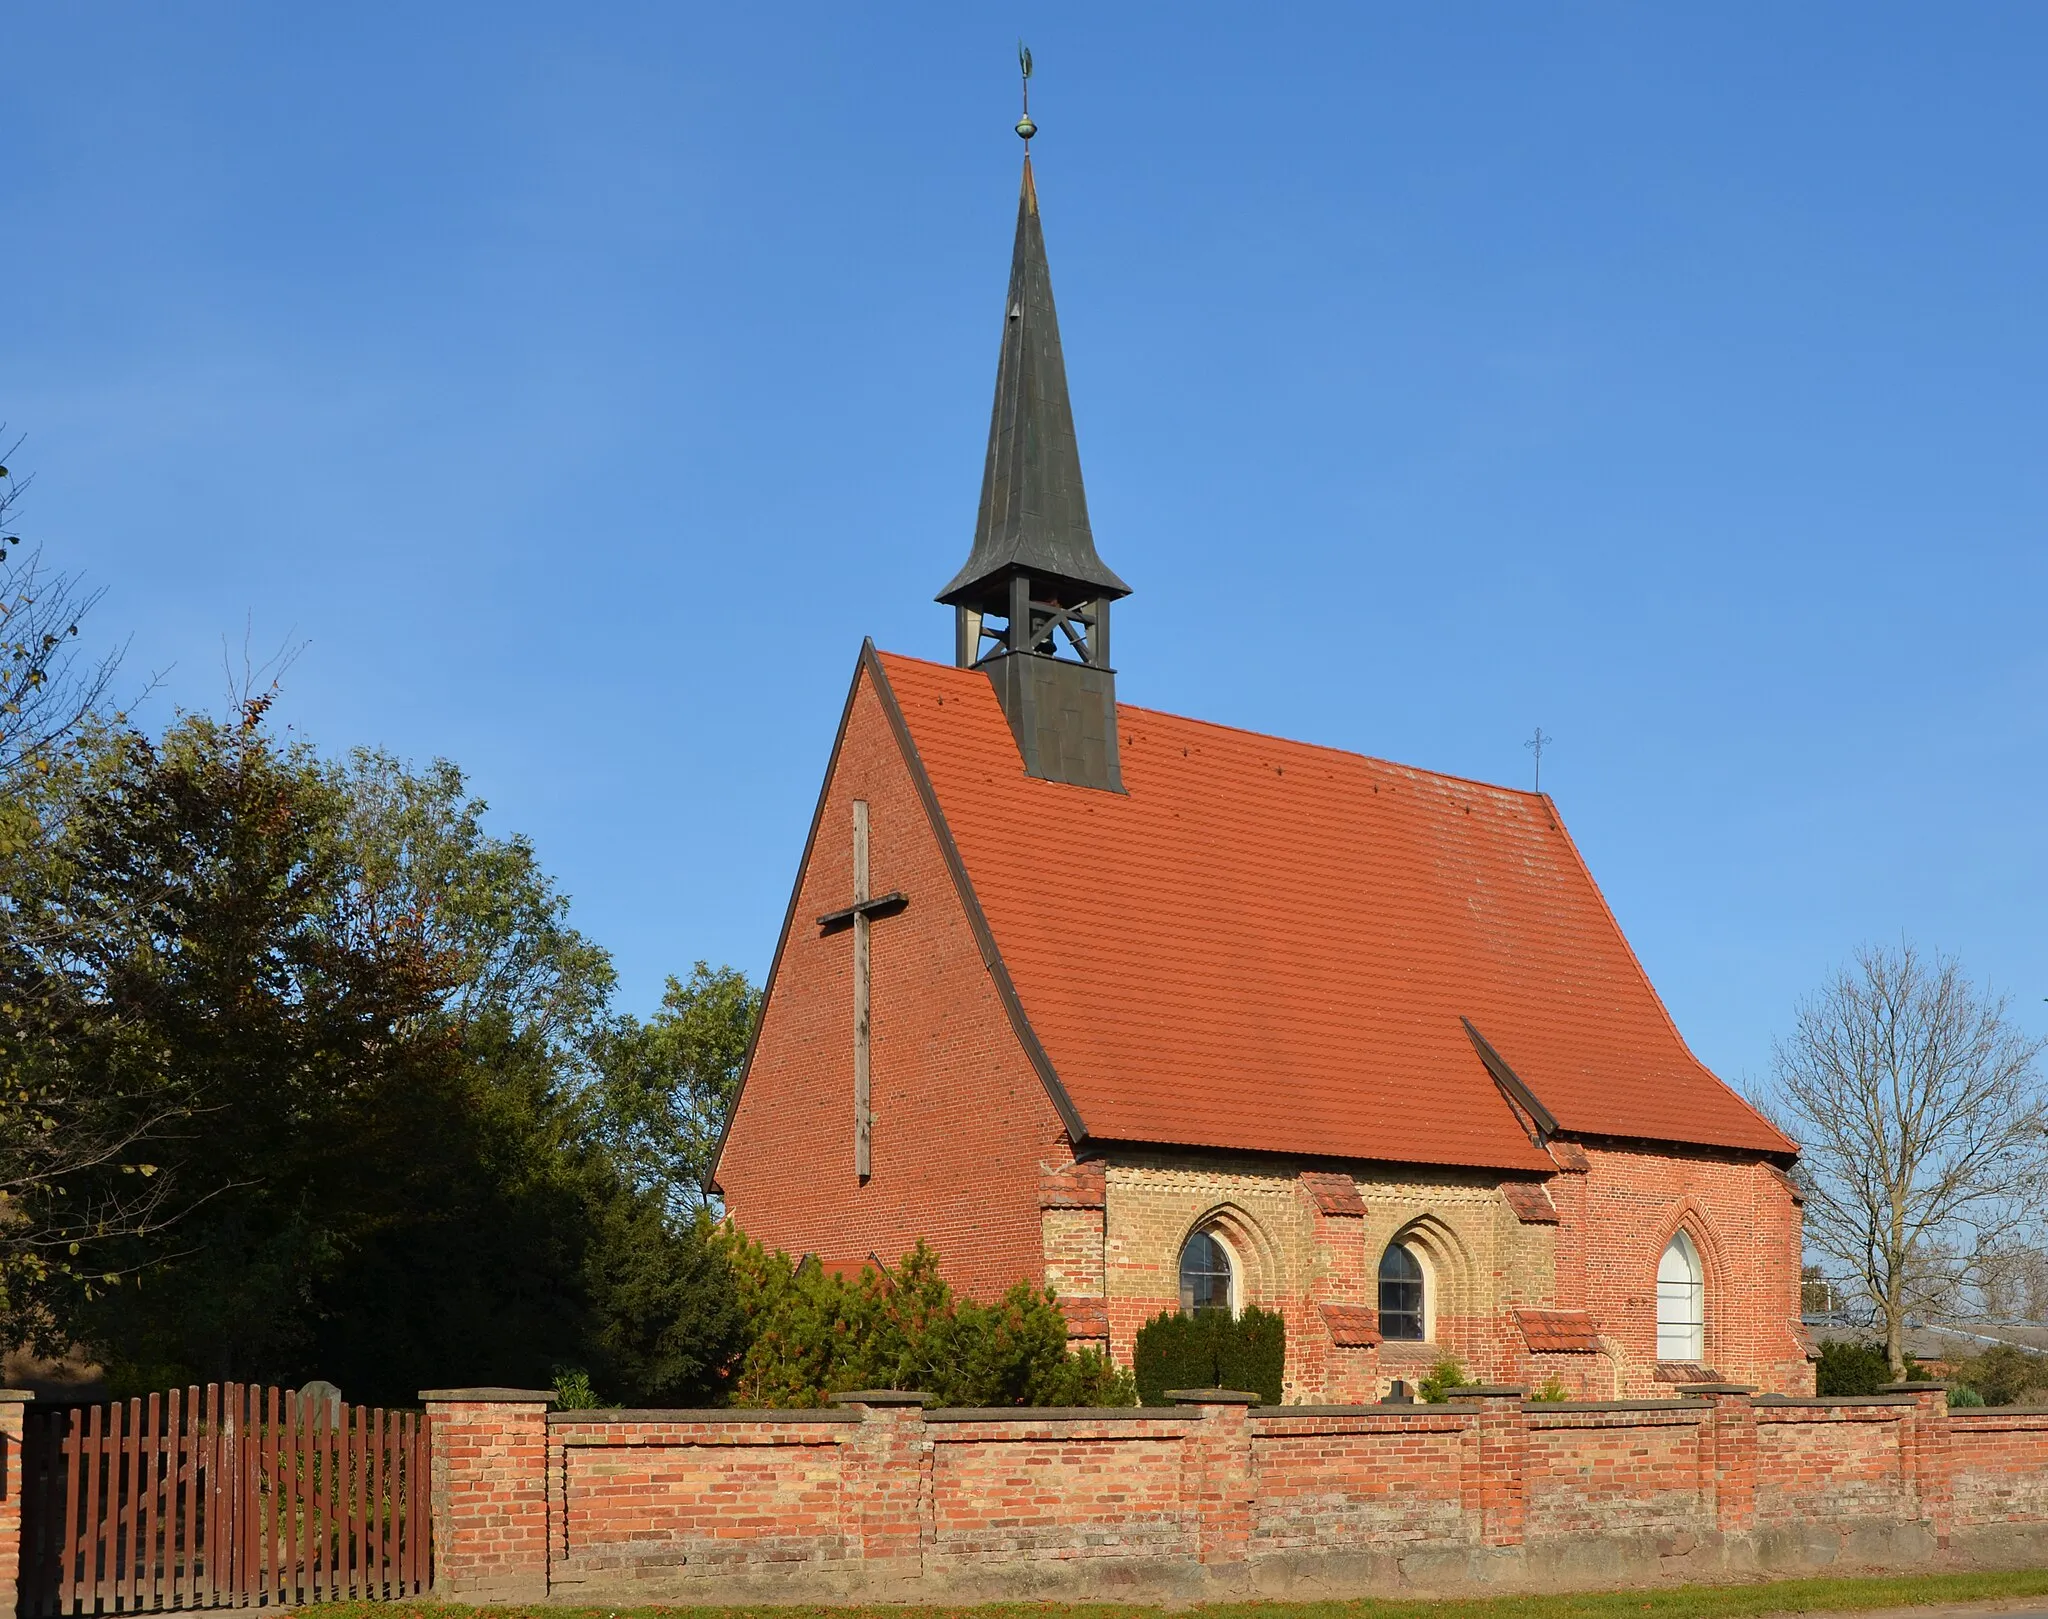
1692, 1384, 1757, 1537
1171, 1389, 1258, 1567
1885, 1381, 1952, 1548
1459, 1387, 1528, 1548
419, 1387, 554, 1600
828, 1391, 931, 1580
0, 1389, 32, 1617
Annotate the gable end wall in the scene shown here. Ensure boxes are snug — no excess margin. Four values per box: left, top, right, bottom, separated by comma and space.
716, 660, 1062, 1299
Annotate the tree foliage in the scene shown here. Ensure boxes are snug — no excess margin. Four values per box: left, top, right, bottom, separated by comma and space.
1773, 942, 2048, 1376
591, 963, 757, 1217
1814, 1339, 1895, 1397
0, 696, 742, 1406
1950, 1343, 2048, 1408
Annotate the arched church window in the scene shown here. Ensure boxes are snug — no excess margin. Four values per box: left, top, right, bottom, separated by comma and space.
1179, 1230, 1234, 1314
1378, 1242, 1426, 1340
1657, 1231, 1706, 1361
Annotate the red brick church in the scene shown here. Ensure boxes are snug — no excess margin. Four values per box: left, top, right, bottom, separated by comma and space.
710, 151, 1815, 1402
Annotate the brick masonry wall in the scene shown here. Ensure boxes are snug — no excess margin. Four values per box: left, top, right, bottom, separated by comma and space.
1951, 1410, 2048, 1528
0, 1392, 30, 1616
1083, 1140, 1810, 1403
1250, 1410, 1472, 1547
1525, 1406, 1705, 1537
715, 662, 1067, 1301
928, 1414, 1194, 1562
1754, 1402, 1915, 1524
1576, 1142, 1811, 1397
429, 1387, 2048, 1604
553, 1414, 853, 1574
422, 1390, 553, 1600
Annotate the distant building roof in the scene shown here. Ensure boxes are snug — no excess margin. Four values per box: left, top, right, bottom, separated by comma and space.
1807, 1318, 2048, 1361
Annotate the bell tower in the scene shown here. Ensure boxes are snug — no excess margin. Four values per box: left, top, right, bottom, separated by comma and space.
937, 124, 1131, 793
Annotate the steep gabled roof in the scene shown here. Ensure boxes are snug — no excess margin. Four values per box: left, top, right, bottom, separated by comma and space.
874, 650, 1791, 1171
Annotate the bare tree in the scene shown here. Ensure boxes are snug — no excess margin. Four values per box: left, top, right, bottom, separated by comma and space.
1775, 942, 2048, 1375
0, 440, 122, 787
1973, 1238, 2048, 1323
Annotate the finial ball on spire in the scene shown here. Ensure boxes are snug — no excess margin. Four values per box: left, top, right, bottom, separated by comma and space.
1015, 113, 1036, 142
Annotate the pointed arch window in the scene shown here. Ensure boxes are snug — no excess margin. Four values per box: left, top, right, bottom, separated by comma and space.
1657, 1231, 1705, 1362
1378, 1241, 1426, 1341
1179, 1230, 1234, 1314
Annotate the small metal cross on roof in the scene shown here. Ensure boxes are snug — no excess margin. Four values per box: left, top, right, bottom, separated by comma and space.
1525, 727, 1553, 793
817, 800, 909, 1182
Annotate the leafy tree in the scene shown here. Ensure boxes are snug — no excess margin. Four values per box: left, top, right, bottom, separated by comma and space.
0, 447, 169, 1328
591, 963, 758, 1216
0, 696, 747, 1406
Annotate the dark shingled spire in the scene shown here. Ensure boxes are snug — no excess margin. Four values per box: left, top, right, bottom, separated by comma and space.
938, 159, 1130, 610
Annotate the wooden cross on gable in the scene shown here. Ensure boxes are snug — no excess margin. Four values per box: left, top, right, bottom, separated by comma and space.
816, 800, 909, 1181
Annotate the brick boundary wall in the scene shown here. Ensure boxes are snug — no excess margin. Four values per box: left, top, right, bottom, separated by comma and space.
0, 1390, 31, 1616
422, 1383, 2048, 1604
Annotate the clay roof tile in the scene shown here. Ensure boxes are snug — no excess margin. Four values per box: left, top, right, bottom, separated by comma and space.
876, 652, 1794, 1171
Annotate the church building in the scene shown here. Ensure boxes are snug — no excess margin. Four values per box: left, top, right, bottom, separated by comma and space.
710, 146, 1815, 1402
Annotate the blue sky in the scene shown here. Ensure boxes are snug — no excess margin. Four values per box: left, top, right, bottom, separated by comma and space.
10, 4, 2046, 1094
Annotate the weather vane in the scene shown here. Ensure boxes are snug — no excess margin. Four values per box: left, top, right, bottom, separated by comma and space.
1525, 727, 1553, 793
1015, 41, 1035, 147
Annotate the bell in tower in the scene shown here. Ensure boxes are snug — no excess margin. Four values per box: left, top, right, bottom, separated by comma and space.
936, 146, 1131, 794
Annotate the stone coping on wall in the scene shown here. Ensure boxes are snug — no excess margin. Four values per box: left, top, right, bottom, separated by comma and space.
923, 1406, 1192, 1423
1250, 1402, 1480, 1417
419, 1386, 557, 1402
520, 1392, 1988, 1430
1752, 1393, 1921, 1407
546, 1407, 858, 1425
828, 1389, 935, 1406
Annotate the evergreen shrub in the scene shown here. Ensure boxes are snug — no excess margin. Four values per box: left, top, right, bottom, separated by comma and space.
1133, 1306, 1285, 1405
724, 1233, 1136, 1408
1815, 1340, 1892, 1397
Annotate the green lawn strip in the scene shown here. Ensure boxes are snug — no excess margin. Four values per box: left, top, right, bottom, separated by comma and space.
322, 1566, 2048, 1619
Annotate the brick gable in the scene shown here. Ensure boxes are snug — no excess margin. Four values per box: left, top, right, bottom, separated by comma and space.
714, 654, 1064, 1300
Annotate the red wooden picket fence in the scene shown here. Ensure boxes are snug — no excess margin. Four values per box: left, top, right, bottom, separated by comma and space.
20, 1384, 431, 1616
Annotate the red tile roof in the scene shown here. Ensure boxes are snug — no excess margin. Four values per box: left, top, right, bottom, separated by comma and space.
1319, 1304, 1383, 1347
1547, 1140, 1593, 1174
1515, 1308, 1602, 1353
1500, 1182, 1562, 1224
1038, 1159, 1107, 1209
1299, 1172, 1367, 1217
876, 652, 1792, 1173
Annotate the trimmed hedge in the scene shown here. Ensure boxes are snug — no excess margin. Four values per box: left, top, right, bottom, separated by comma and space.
1133, 1307, 1285, 1405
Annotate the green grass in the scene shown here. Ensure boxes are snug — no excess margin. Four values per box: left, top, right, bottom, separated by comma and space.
320, 1566, 2048, 1619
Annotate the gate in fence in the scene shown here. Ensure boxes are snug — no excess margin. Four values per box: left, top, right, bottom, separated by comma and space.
20, 1384, 431, 1616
